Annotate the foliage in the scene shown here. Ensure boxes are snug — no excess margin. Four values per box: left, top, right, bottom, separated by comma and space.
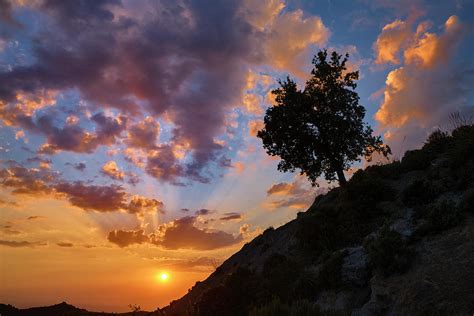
422, 129, 452, 154
402, 179, 437, 207
447, 125, 474, 166
257, 50, 390, 186
263, 254, 301, 300
415, 199, 463, 236
196, 267, 268, 316
250, 298, 327, 316
128, 304, 141, 313
400, 149, 432, 172
363, 161, 403, 180
346, 170, 397, 206
315, 251, 345, 290
365, 226, 412, 277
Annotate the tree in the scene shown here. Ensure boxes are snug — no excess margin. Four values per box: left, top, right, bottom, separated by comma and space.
257, 50, 390, 186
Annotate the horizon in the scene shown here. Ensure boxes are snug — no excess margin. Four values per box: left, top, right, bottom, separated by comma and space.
1, 0, 474, 312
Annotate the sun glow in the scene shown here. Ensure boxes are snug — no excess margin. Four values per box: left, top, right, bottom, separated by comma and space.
157, 272, 170, 283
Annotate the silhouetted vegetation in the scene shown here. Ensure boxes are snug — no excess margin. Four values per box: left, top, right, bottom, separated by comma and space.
365, 226, 412, 277
414, 199, 463, 236
258, 50, 390, 186
249, 298, 331, 316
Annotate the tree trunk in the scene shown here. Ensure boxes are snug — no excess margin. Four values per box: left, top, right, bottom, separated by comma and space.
336, 168, 347, 186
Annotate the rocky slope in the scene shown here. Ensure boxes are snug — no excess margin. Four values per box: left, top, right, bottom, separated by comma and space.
160, 125, 474, 316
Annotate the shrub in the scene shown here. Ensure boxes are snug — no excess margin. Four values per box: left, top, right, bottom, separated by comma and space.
448, 125, 474, 166
250, 298, 324, 316
365, 226, 412, 277
347, 170, 397, 204
422, 129, 451, 154
196, 267, 268, 315
249, 298, 290, 316
402, 179, 437, 207
263, 254, 301, 300
415, 199, 463, 236
315, 251, 345, 290
363, 161, 403, 180
401, 149, 432, 171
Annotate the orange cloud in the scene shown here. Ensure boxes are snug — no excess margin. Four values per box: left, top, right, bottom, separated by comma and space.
374, 15, 472, 155
101, 161, 125, 181
404, 16, 463, 68
264, 9, 329, 74
242, 93, 264, 115
265, 176, 323, 210
373, 19, 412, 65
248, 120, 264, 137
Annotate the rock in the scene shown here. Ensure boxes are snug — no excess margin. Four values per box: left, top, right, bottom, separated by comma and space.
341, 246, 369, 287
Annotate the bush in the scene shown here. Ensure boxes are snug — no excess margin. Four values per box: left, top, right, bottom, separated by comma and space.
402, 179, 437, 207
422, 129, 451, 154
415, 199, 463, 236
250, 298, 290, 316
347, 170, 397, 204
401, 149, 432, 171
263, 254, 301, 300
448, 125, 474, 166
317, 250, 346, 288
250, 298, 325, 316
365, 226, 412, 277
363, 161, 403, 180
196, 267, 268, 315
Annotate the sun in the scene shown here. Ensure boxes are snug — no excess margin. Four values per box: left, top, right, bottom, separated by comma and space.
157, 272, 170, 283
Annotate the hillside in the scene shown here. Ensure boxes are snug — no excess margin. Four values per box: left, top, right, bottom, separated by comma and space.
160, 125, 474, 316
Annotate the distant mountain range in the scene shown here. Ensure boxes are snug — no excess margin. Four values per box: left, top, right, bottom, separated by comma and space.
0, 302, 158, 316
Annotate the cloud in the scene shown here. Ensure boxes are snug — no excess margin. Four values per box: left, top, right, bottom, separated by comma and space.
125, 195, 164, 215
266, 176, 321, 209
374, 16, 474, 154
248, 119, 264, 137
73, 162, 86, 171
107, 229, 149, 248
195, 208, 211, 216
156, 216, 243, 250
27, 215, 46, 220
373, 19, 412, 65
107, 216, 242, 250
0, 198, 19, 207
101, 160, 125, 181
0, 240, 46, 248
151, 256, 222, 272
263, 9, 329, 75
242, 93, 264, 115
0, 165, 163, 215
0, 166, 56, 195
56, 242, 74, 247
55, 182, 127, 212
126, 116, 160, 149
0, 0, 329, 184
220, 212, 242, 221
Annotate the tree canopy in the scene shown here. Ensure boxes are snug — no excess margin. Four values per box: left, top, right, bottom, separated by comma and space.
257, 50, 390, 186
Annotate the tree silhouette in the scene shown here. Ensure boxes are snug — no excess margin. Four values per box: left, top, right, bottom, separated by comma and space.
257, 50, 390, 186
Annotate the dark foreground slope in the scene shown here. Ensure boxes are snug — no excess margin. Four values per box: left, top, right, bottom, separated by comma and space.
161, 125, 474, 316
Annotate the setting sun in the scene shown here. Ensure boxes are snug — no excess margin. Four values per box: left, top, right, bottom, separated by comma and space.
157, 272, 170, 282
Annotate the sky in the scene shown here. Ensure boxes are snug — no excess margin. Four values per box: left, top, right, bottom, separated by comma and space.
0, 0, 473, 312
